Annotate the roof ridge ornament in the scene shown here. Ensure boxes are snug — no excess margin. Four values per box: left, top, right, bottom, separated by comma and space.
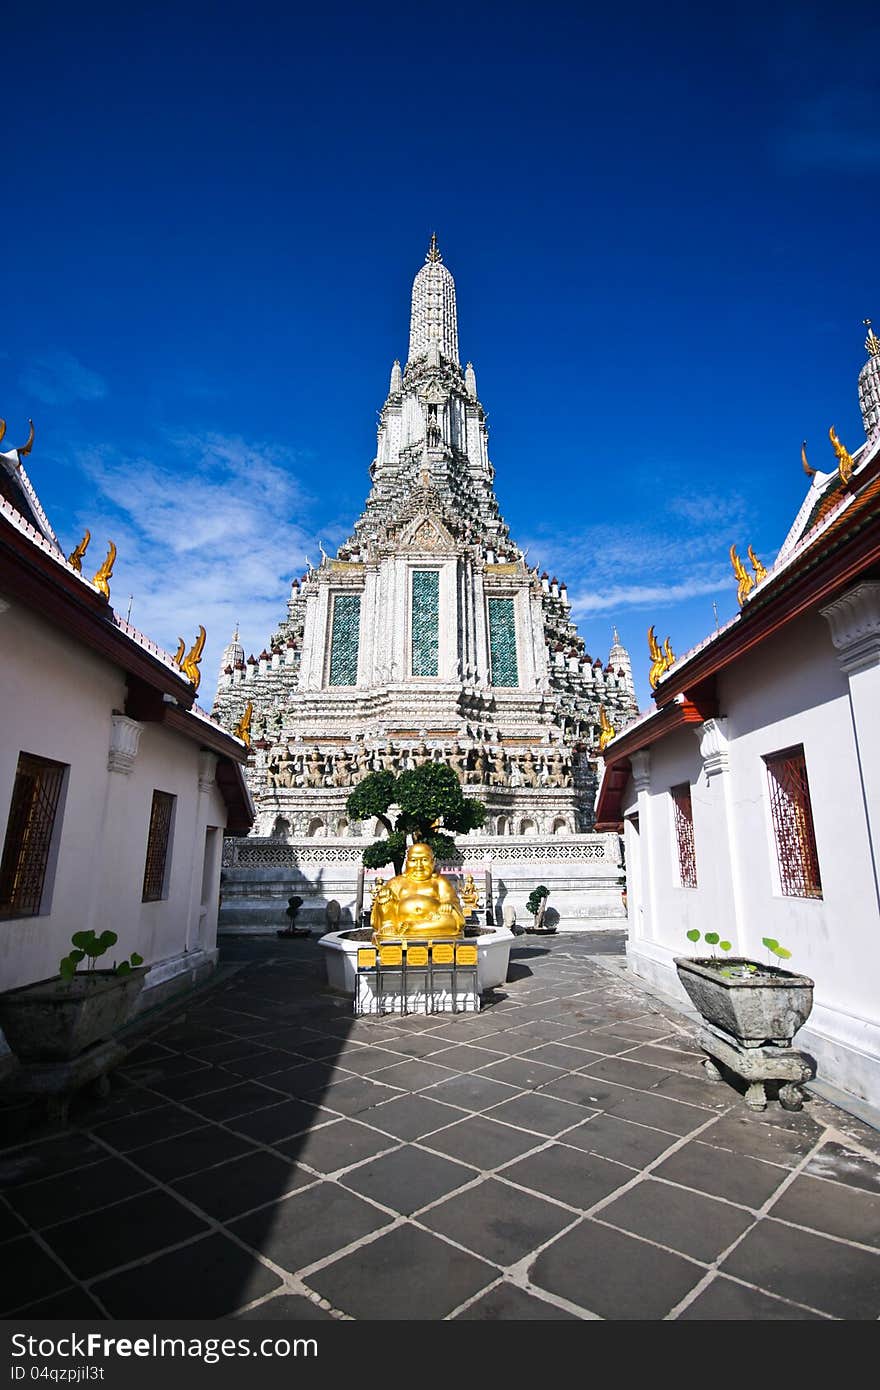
68, 530, 91, 572
426, 232, 442, 264
18, 419, 34, 459
864, 319, 880, 359
92, 540, 117, 600
730, 544, 755, 607
181, 625, 207, 692
801, 440, 816, 478
829, 425, 854, 485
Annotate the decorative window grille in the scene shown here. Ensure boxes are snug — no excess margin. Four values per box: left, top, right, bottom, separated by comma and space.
411, 570, 440, 676
670, 783, 698, 888
328, 594, 361, 686
765, 747, 822, 898
488, 597, 519, 687
0, 753, 66, 919
142, 791, 175, 902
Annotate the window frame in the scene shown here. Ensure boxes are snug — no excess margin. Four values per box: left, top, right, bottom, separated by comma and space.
0, 751, 68, 920
142, 789, 176, 903
669, 782, 698, 890
763, 745, 823, 900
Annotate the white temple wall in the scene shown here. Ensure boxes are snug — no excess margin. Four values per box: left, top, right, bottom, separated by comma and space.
0, 600, 227, 1015
220, 832, 625, 934
624, 608, 880, 1107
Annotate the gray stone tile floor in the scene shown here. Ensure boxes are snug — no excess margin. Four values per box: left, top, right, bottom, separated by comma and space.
2, 930, 880, 1321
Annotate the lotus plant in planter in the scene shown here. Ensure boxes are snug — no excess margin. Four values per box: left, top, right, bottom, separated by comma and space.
674, 932, 815, 1112
0, 930, 146, 1064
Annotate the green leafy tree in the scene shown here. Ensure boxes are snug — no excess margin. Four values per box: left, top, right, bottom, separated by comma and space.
347, 763, 486, 874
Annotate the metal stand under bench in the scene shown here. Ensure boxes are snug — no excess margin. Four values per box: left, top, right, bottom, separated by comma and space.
355, 941, 480, 1016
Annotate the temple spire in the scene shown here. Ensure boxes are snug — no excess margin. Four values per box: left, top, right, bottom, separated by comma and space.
407, 235, 460, 367
859, 316, 880, 439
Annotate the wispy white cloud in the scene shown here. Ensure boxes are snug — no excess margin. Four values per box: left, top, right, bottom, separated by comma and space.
521, 489, 767, 630
71, 432, 323, 698
21, 351, 108, 406
569, 574, 729, 617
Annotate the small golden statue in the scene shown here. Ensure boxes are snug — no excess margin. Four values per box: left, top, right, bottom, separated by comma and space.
460, 873, 480, 916
371, 841, 466, 943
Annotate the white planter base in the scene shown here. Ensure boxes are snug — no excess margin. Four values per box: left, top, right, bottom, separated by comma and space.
319, 927, 515, 999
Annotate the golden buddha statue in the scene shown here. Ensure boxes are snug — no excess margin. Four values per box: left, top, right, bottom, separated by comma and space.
371, 842, 466, 942
460, 873, 480, 916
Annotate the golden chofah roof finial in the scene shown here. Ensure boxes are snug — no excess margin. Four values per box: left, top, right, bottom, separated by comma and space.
864, 319, 880, 358
647, 625, 667, 690
663, 635, 675, 667
801, 440, 816, 478
0, 419, 5, 447
233, 699, 253, 747
67, 530, 91, 573
829, 425, 854, 486
181, 625, 206, 692
173, 637, 186, 667
748, 544, 767, 583
426, 232, 442, 263
598, 704, 616, 752
91, 540, 116, 600
730, 544, 754, 607
18, 419, 34, 458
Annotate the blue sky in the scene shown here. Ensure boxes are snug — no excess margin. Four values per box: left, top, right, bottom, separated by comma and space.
4, 1, 878, 705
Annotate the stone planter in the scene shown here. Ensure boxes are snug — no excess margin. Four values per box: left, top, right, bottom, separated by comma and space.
674, 957, 814, 1046
0, 969, 148, 1063
319, 927, 515, 998
675, 957, 815, 1111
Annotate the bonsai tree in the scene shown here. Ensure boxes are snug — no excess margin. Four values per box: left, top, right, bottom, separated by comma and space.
526, 885, 550, 929
347, 763, 486, 875
277, 895, 308, 938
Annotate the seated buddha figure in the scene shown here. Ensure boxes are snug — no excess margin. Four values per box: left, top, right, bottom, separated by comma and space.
371, 842, 466, 942
460, 873, 480, 917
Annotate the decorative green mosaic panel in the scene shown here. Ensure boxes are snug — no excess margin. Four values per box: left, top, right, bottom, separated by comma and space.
329, 594, 361, 685
411, 570, 439, 676
488, 597, 519, 687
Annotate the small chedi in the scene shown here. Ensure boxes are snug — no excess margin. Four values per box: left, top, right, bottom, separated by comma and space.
371, 842, 466, 943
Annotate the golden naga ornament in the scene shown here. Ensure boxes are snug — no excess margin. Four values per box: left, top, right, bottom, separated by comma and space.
18, 419, 34, 458
92, 541, 117, 599
233, 699, 253, 747
829, 425, 854, 486
371, 841, 466, 943
181, 625, 206, 692
730, 544, 754, 607
747, 544, 767, 583
598, 704, 616, 752
173, 637, 186, 667
801, 440, 816, 478
663, 635, 675, 668
67, 530, 91, 573
647, 625, 666, 690
0, 419, 5, 446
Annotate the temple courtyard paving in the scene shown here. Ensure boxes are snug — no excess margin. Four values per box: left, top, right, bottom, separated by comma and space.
2, 932, 880, 1322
